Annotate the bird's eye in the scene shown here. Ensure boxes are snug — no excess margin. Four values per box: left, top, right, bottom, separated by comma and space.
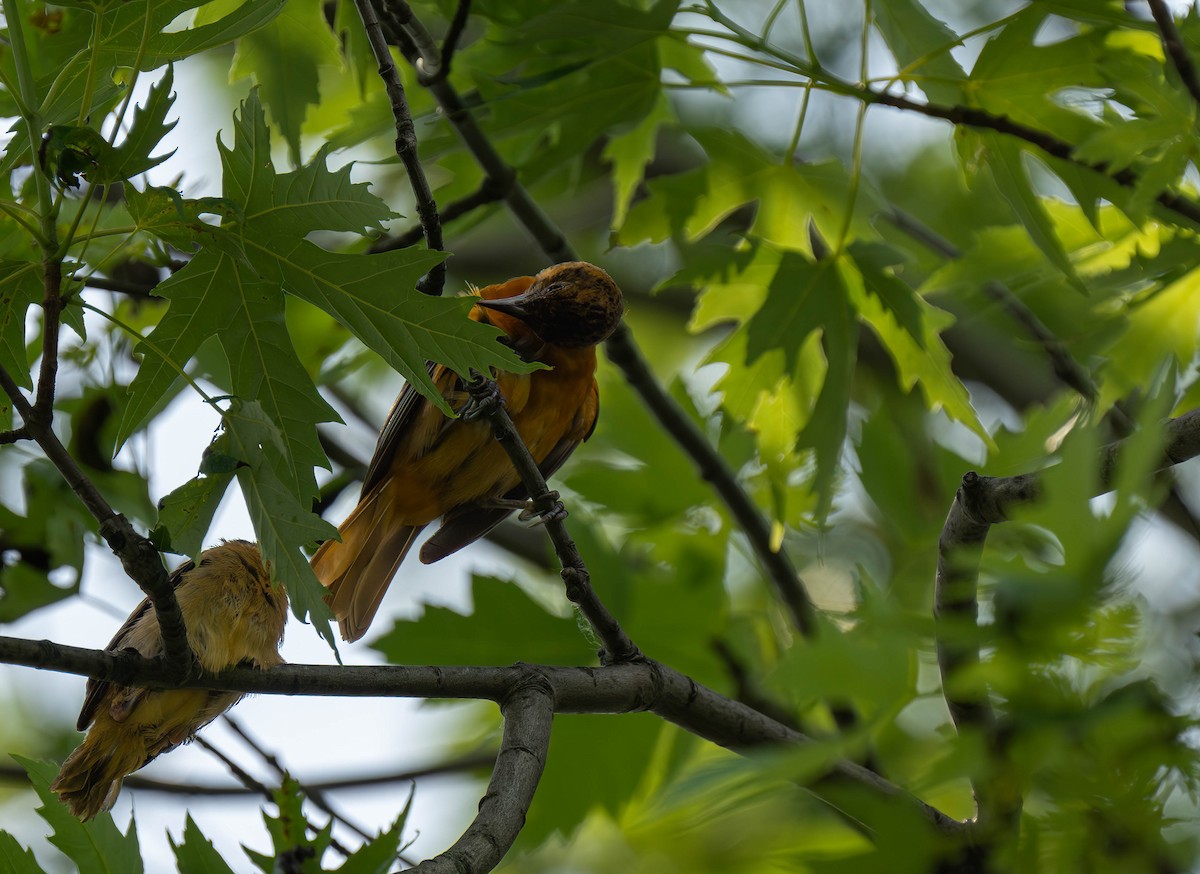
542, 282, 566, 295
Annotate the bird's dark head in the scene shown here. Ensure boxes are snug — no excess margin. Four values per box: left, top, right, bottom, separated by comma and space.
476, 262, 624, 348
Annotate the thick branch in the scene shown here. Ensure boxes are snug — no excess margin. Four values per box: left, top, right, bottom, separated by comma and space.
414, 679, 553, 872
1147, 0, 1200, 108
935, 408, 1200, 825
0, 634, 964, 835
0, 366, 192, 678
466, 375, 639, 663
356, 0, 446, 296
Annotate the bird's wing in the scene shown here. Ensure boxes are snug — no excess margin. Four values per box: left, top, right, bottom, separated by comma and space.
359, 280, 539, 498
418, 380, 599, 564
75, 559, 194, 731
359, 361, 443, 498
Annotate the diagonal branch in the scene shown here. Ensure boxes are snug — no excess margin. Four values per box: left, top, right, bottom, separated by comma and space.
355, 0, 446, 296
221, 714, 380, 847
413, 678, 553, 872
1147, 0, 1200, 108
936, 408, 1200, 827
425, 0, 471, 85
378, 9, 818, 637
466, 375, 639, 663
0, 364, 192, 679
369, 175, 509, 253
193, 736, 356, 859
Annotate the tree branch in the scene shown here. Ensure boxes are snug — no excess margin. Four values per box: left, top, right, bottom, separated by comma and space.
413, 678, 553, 872
466, 375, 639, 663
379, 0, 444, 82
377, 11, 819, 638
1146, 0, 1200, 108
193, 735, 356, 859
0, 365, 192, 679
699, 3, 1200, 230
0, 752, 496, 795
425, 0, 470, 85
32, 257, 62, 423
369, 175, 510, 253
0, 634, 965, 835
355, 0, 446, 296
885, 208, 1098, 404
221, 714, 380, 846
935, 408, 1200, 826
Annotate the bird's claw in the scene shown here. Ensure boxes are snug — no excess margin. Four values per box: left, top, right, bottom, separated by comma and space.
519, 490, 568, 525
461, 373, 504, 422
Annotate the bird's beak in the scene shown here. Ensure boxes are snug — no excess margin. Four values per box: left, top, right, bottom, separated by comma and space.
476, 292, 531, 318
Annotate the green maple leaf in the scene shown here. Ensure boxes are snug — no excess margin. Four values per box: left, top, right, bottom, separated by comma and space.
170, 816, 237, 874
219, 400, 339, 648
228, 0, 343, 164
15, 756, 144, 874
93, 64, 179, 183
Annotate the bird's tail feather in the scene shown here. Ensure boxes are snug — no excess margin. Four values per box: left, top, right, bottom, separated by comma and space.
51, 728, 141, 820
312, 492, 424, 642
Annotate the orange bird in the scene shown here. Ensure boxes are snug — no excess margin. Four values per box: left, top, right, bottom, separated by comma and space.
311, 261, 624, 641
53, 540, 287, 819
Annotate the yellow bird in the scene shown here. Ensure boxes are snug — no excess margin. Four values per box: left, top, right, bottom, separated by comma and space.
52, 540, 287, 820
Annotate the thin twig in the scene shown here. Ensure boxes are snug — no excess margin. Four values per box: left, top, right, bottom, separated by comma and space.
223, 714, 377, 844
194, 736, 355, 859
936, 408, 1200, 827
0, 426, 30, 444
0, 753, 496, 795
465, 375, 639, 663
426, 0, 471, 85
356, 0, 446, 296
369, 175, 510, 253
700, 2, 1200, 229
0, 364, 192, 678
412, 679, 553, 873
885, 208, 1097, 403
1146, 0, 1200, 107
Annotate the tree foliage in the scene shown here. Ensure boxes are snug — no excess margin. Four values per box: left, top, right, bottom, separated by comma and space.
3, 0, 1200, 871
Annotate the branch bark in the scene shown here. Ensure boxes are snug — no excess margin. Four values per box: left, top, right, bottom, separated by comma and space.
466, 375, 639, 663
413, 678, 554, 872
0, 633, 964, 836
0, 366, 192, 679
355, 0, 445, 296
1146, 0, 1200, 108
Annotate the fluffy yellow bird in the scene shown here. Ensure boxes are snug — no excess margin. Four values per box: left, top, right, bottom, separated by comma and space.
52, 540, 287, 820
